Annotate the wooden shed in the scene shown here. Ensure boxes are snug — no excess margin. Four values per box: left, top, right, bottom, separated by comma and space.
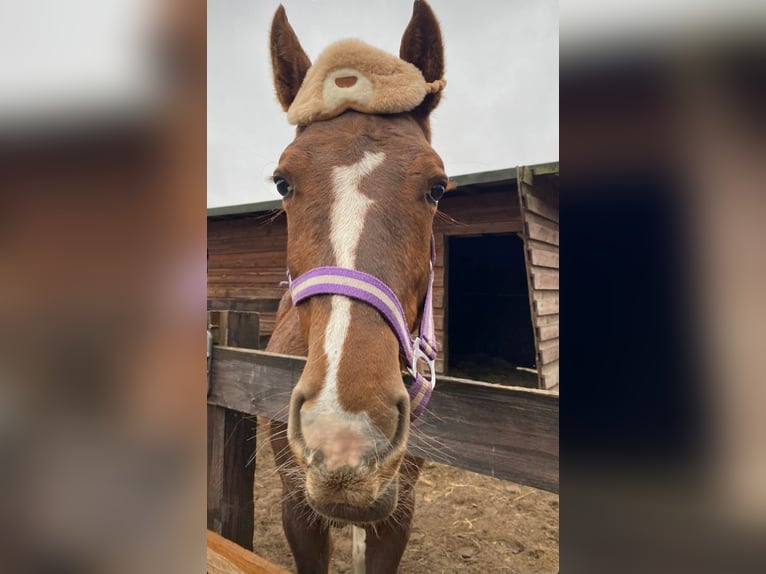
208, 163, 559, 390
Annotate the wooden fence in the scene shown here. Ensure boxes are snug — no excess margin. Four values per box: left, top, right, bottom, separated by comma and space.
207, 310, 559, 551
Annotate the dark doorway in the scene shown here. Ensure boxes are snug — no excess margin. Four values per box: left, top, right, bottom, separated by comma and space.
447, 234, 536, 383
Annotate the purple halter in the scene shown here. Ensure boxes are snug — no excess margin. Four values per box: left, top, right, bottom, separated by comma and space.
288, 240, 438, 420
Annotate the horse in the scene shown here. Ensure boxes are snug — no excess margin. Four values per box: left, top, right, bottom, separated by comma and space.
265, 2, 447, 572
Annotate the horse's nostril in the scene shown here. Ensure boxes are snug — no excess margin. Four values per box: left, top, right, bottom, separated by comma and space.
390, 397, 410, 451
308, 448, 324, 465
397, 396, 410, 420
294, 392, 306, 414
288, 391, 307, 446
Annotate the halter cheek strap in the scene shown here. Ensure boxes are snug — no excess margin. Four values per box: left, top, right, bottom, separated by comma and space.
288, 240, 438, 420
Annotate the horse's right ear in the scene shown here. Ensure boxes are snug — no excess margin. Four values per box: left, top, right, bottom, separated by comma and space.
270, 5, 311, 112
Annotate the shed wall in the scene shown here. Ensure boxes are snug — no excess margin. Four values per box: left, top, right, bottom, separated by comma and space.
208, 214, 288, 345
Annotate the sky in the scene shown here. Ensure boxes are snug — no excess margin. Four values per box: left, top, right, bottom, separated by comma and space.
207, 0, 559, 208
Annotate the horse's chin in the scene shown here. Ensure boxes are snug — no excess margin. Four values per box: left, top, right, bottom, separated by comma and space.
306, 477, 399, 526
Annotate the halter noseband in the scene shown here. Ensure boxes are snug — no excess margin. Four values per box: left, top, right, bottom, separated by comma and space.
288, 240, 438, 420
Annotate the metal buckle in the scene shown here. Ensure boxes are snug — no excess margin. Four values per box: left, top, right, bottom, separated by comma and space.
409, 336, 436, 390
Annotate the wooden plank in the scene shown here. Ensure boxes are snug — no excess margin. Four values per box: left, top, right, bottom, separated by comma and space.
524, 192, 559, 223
530, 162, 560, 177
207, 236, 287, 253
531, 267, 559, 290
208, 273, 287, 287
527, 239, 559, 254
208, 287, 287, 300
535, 313, 559, 327
542, 372, 558, 390
519, 165, 534, 186
209, 250, 288, 269
533, 290, 559, 302
207, 530, 290, 574
524, 211, 558, 232
435, 244, 445, 267
207, 245, 286, 260
537, 324, 559, 341
534, 297, 559, 316
436, 220, 522, 238
207, 405, 225, 534
529, 248, 559, 269
208, 225, 286, 241
538, 339, 559, 363
258, 320, 277, 337
209, 348, 559, 493
209, 348, 305, 422
208, 299, 281, 314
541, 361, 559, 389
526, 221, 559, 246
433, 266, 445, 288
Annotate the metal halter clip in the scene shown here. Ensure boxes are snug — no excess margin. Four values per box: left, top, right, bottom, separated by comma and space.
409, 336, 436, 390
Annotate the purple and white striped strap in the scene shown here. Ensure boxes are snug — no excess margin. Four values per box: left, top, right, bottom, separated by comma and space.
288, 242, 438, 420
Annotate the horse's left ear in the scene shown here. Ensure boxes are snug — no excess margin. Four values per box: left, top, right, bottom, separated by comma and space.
399, 0, 445, 119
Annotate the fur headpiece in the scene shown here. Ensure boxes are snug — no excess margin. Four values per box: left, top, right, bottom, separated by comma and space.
286, 39, 446, 126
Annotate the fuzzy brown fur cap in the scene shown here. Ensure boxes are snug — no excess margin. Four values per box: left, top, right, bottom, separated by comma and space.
286, 38, 445, 126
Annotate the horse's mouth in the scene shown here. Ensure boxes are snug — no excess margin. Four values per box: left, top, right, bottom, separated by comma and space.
306, 477, 398, 525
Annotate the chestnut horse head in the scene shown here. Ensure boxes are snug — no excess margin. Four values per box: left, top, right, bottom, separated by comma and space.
270, 1, 446, 524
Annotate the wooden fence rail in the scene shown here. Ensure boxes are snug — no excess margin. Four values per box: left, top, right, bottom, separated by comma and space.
209, 346, 559, 493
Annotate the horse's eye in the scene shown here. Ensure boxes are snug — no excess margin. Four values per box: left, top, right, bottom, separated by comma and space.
427, 183, 446, 204
274, 176, 293, 198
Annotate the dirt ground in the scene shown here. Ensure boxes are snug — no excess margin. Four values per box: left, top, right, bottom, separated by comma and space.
251, 424, 559, 573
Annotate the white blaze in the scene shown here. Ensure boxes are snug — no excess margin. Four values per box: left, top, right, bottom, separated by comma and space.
352, 525, 367, 573
318, 151, 385, 414
329, 150, 383, 268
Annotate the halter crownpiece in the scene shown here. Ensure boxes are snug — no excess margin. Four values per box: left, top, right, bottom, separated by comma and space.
288, 239, 439, 420
287, 39, 446, 126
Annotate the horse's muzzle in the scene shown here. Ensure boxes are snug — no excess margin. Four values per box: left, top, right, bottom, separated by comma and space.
287, 390, 409, 523
306, 475, 399, 525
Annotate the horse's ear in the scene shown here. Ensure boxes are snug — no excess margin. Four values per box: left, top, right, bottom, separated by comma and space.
399, 0, 445, 119
270, 5, 311, 112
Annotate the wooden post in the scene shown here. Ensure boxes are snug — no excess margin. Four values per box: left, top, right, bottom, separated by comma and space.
207, 310, 260, 550
209, 310, 261, 349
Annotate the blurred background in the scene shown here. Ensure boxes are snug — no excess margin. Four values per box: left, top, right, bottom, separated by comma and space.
561, 0, 766, 572
0, 0, 206, 572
